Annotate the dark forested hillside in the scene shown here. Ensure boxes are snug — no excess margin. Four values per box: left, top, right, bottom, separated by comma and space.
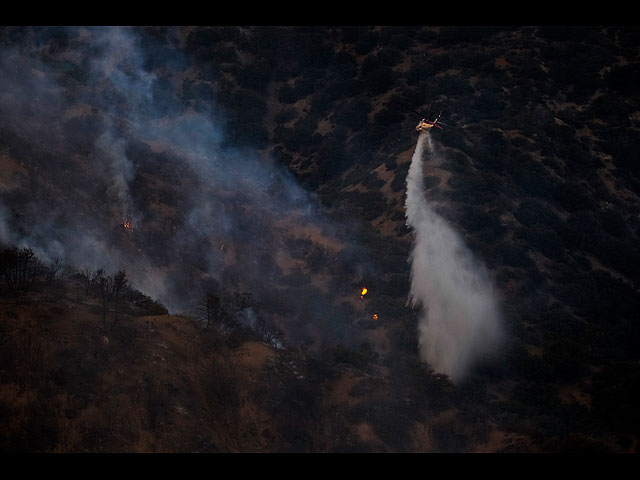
1, 26, 639, 452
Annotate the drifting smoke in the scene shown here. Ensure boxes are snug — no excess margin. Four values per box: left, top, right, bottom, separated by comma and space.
0, 26, 369, 345
405, 133, 502, 383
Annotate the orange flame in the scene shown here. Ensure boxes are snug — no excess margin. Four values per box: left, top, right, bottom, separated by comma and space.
122, 219, 134, 231
372, 314, 378, 320
360, 287, 368, 299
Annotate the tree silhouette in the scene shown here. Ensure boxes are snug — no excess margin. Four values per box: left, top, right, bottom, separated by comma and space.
0, 246, 40, 292
95, 269, 129, 333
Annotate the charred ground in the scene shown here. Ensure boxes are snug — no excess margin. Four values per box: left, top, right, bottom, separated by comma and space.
1, 26, 640, 452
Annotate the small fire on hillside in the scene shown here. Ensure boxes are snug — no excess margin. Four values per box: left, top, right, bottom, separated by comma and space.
122, 219, 134, 232
360, 287, 368, 300
372, 313, 378, 320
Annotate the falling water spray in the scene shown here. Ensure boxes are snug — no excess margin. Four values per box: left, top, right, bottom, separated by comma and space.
405, 133, 502, 383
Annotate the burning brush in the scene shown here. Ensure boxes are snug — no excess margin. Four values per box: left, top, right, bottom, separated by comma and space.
122, 219, 134, 232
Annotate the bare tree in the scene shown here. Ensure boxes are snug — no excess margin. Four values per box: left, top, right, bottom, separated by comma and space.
111, 270, 128, 325
45, 255, 65, 284
96, 269, 129, 333
95, 269, 111, 330
0, 246, 40, 292
80, 265, 94, 295
17, 320, 47, 386
0, 315, 13, 350
254, 316, 285, 348
198, 290, 223, 329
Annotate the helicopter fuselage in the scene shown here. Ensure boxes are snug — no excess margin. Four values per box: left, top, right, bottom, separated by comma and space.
415, 119, 436, 132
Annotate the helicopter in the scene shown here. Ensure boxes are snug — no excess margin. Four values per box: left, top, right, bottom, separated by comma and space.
394, 99, 452, 132
415, 111, 444, 132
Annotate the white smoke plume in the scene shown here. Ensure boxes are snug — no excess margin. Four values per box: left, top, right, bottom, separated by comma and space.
405, 133, 503, 383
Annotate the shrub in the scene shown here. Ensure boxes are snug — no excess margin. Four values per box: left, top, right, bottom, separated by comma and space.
0, 246, 41, 292
275, 106, 297, 125
406, 62, 435, 85
598, 209, 631, 239
514, 198, 562, 229
446, 171, 503, 204
335, 97, 371, 131
235, 59, 271, 93
606, 62, 640, 96
473, 91, 507, 120
278, 76, 315, 104
373, 107, 404, 126
556, 210, 602, 251
184, 28, 222, 60
538, 26, 591, 42
332, 51, 358, 77
543, 435, 614, 453
496, 241, 535, 269
354, 31, 379, 55
437, 26, 502, 44
518, 225, 566, 261
591, 362, 640, 434
362, 65, 395, 95
377, 47, 403, 67
458, 205, 506, 238
434, 74, 474, 97
552, 180, 595, 213
424, 175, 441, 189
598, 128, 640, 177
540, 340, 589, 383
589, 95, 633, 127
511, 155, 558, 197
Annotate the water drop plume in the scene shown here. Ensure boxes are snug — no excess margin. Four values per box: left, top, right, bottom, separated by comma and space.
405, 133, 503, 383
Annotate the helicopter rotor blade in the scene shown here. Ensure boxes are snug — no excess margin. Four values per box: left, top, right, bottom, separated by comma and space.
392, 98, 431, 119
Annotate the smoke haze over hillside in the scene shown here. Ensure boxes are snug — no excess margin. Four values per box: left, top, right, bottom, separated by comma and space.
405, 134, 503, 382
0, 27, 367, 345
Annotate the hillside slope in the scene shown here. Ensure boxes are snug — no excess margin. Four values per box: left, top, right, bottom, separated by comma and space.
1, 26, 640, 452
2, 269, 518, 452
